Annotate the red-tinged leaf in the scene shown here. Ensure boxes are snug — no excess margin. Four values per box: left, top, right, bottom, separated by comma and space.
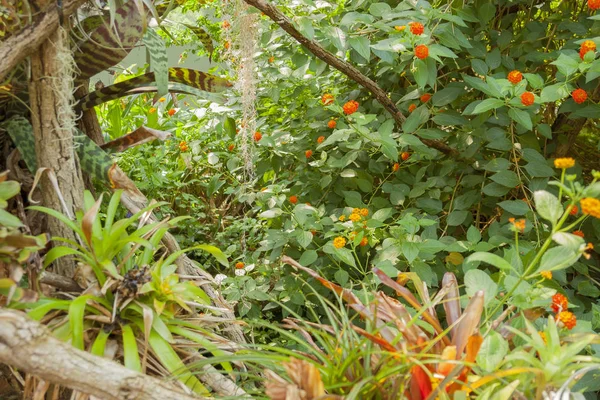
351, 325, 398, 353
373, 268, 448, 344
82, 195, 103, 248
410, 365, 432, 400
442, 272, 462, 339
453, 290, 484, 358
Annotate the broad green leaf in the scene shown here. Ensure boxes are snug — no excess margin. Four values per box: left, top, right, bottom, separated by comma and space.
551, 54, 580, 76
447, 210, 469, 226
465, 269, 498, 306
490, 170, 520, 188
508, 108, 532, 130
469, 98, 505, 115
537, 246, 580, 273
465, 252, 515, 273
477, 330, 508, 372
540, 83, 570, 103
349, 36, 370, 60
69, 295, 92, 350
334, 247, 356, 268
122, 324, 142, 372
533, 190, 563, 226
414, 59, 429, 89
402, 106, 429, 133
196, 244, 229, 267
498, 200, 529, 215
299, 250, 318, 266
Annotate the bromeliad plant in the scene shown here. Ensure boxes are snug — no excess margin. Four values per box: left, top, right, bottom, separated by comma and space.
19, 190, 234, 396
263, 256, 486, 400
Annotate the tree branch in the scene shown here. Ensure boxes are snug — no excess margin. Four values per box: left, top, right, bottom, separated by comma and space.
0, 0, 88, 83
242, 0, 458, 157
0, 310, 203, 400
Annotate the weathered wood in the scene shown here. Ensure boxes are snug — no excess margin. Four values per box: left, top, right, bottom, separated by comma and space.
243, 0, 458, 157
0, 310, 203, 400
0, 0, 88, 83
29, 28, 85, 277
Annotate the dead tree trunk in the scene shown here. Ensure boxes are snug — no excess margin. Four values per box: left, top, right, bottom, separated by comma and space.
29, 28, 85, 277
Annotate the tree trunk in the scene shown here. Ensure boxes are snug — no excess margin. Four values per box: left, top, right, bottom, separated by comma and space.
0, 310, 204, 400
29, 28, 85, 278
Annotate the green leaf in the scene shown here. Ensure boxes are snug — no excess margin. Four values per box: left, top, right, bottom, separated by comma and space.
498, 200, 529, 215
508, 108, 532, 130
447, 210, 469, 226
552, 232, 585, 251
142, 29, 168, 97
465, 269, 498, 306
0, 209, 23, 228
90, 329, 110, 357
148, 330, 209, 395
533, 190, 563, 226
349, 36, 370, 60
43, 246, 82, 268
537, 246, 580, 273
296, 16, 314, 40
402, 106, 429, 133
431, 86, 464, 106
540, 83, 570, 103
469, 98, 505, 115
0, 181, 19, 201
299, 250, 318, 266
490, 170, 520, 188
296, 231, 313, 248
369, 2, 391, 17
471, 59, 489, 75
414, 59, 429, 89
523, 73, 544, 89
122, 324, 142, 372
476, 330, 508, 372
334, 247, 356, 268
69, 295, 92, 350
465, 252, 514, 273
551, 54, 580, 76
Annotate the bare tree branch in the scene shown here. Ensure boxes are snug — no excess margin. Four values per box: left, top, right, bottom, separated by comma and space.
0, 0, 88, 83
242, 0, 458, 157
0, 310, 203, 400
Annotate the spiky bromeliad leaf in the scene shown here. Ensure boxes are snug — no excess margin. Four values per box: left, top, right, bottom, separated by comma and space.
3, 116, 37, 172
141, 28, 169, 97
183, 25, 214, 62
73, 0, 147, 83
76, 67, 232, 111
4, 116, 113, 181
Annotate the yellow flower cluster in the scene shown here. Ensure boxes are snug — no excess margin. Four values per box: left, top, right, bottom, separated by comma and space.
333, 237, 346, 249
540, 271, 552, 280
553, 158, 575, 169
349, 213, 362, 222
581, 197, 600, 219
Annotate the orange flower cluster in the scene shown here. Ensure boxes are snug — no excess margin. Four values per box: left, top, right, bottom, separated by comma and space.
321, 93, 334, 105
392, 162, 400, 172
409, 22, 424, 35
328, 119, 337, 129
224, 41, 230, 50
550, 293, 577, 330
254, 131, 263, 142
228, 144, 235, 151
179, 140, 188, 152
414, 45, 429, 60
149, 107, 157, 114
570, 205, 579, 215
269, 56, 275, 63
289, 195, 298, 204
573, 230, 585, 238
509, 217, 526, 233
395, 25, 406, 32
553, 157, 575, 169
590, 0, 600, 10
343, 100, 359, 115
401, 152, 410, 161
333, 236, 346, 249
551, 293, 568, 313
556, 311, 577, 330
420, 93, 431, 103
235, 261, 245, 269
222, 20, 231, 29
580, 40, 596, 59
572, 88, 588, 104
167, 108, 176, 116
521, 92, 534, 106
360, 237, 368, 247
317, 136, 325, 144
408, 104, 417, 113
581, 197, 600, 218
507, 70, 523, 84
305, 150, 313, 158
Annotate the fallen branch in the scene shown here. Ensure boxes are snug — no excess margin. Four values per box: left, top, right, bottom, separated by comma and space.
243, 0, 458, 157
0, 310, 203, 400
38, 271, 82, 292
0, 0, 88, 83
